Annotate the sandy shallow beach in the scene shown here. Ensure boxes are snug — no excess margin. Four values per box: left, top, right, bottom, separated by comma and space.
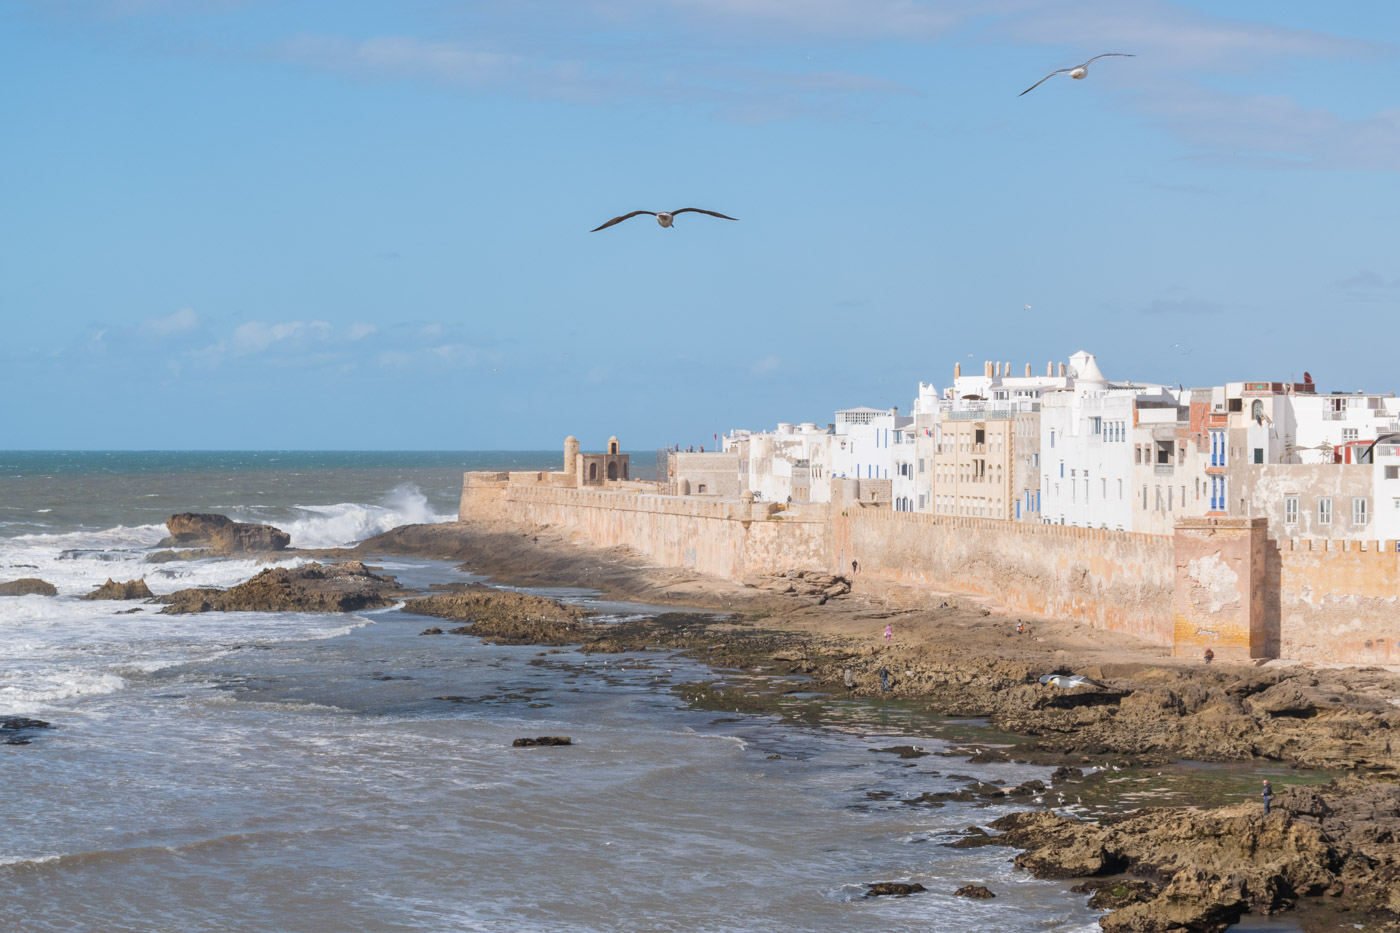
325, 519, 1400, 933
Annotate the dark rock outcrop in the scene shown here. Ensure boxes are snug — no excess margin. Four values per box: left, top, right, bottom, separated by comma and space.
954, 884, 996, 899
512, 736, 572, 747
2, 717, 54, 745
157, 562, 402, 614
0, 578, 58, 596
81, 578, 155, 600
160, 513, 291, 554
403, 586, 589, 645
864, 882, 926, 898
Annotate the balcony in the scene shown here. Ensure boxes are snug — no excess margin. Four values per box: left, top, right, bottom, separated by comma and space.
1154, 464, 1174, 476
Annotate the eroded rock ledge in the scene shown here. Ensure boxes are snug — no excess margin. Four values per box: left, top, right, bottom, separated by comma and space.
157, 562, 402, 614
957, 778, 1400, 932
401, 587, 590, 644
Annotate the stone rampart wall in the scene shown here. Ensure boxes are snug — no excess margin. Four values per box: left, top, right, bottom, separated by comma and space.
460, 476, 827, 580
838, 510, 1177, 645
460, 473, 1400, 662
1274, 538, 1400, 664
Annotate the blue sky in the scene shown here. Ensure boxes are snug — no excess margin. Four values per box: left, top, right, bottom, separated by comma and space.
3, 0, 1397, 449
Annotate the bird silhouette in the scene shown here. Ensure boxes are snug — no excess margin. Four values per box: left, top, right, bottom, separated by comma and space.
591, 208, 738, 232
1020, 54, 1134, 96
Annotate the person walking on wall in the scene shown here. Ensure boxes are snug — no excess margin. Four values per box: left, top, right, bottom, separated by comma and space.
1261, 779, 1275, 815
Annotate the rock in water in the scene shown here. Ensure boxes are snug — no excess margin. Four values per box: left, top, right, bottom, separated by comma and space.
403, 586, 588, 644
81, 578, 155, 600
512, 736, 573, 747
954, 885, 996, 899
157, 562, 403, 614
2, 717, 54, 745
162, 513, 291, 554
0, 578, 58, 596
864, 882, 926, 898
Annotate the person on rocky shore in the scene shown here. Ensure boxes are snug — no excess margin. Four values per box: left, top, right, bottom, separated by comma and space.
1204, 648, 1214, 663
1261, 779, 1275, 815
884, 623, 892, 643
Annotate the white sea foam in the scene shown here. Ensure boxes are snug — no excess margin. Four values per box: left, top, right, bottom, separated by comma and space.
274, 484, 453, 548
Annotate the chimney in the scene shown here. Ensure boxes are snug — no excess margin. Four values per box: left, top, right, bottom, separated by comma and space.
1059, 362, 1066, 377
1025, 363, 1032, 377
984, 360, 993, 378
954, 361, 961, 378
994, 362, 1001, 378
1004, 362, 1011, 379
1046, 361, 1053, 377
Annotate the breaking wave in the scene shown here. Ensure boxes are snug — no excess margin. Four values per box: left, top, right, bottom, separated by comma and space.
278, 484, 453, 549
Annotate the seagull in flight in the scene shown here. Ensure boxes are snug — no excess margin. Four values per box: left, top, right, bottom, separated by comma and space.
1039, 673, 1106, 690
1019, 54, 1134, 97
591, 208, 738, 232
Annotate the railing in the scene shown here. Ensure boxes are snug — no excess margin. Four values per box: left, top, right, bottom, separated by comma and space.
1154, 464, 1174, 475
1323, 411, 1347, 421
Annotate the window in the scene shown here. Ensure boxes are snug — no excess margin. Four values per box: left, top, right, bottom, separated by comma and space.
1060, 461, 1064, 478
1353, 498, 1369, 525
1050, 430, 1055, 448
918, 458, 925, 473
1284, 496, 1299, 524
1118, 479, 1123, 499
1032, 453, 1040, 468
1318, 497, 1333, 525
1343, 428, 1358, 442
1251, 400, 1264, 420
697, 484, 706, 494
1090, 417, 1102, 435
1387, 466, 1399, 480
1228, 398, 1243, 412
1253, 448, 1263, 464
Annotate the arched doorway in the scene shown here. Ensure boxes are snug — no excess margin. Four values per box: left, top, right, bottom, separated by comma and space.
607, 461, 618, 481
589, 463, 598, 481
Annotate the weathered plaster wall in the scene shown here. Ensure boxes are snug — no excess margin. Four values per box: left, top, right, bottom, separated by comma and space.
1172, 518, 1268, 660
1274, 538, 1400, 664
836, 510, 1176, 644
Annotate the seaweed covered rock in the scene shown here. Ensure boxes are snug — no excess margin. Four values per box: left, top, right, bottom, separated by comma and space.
403, 586, 589, 645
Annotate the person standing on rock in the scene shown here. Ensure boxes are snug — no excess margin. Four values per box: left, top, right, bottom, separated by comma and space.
1204, 648, 1214, 663
843, 668, 855, 690
1261, 779, 1275, 815
884, 623, 892, 643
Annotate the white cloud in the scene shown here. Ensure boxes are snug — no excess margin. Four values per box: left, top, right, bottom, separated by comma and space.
346, 322, 378, 340
140, 307, 198, 337
231, 319, 333, 354
749, 354, 782, 376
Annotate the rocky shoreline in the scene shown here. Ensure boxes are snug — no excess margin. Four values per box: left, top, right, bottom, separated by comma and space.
8, 514, 1397, 930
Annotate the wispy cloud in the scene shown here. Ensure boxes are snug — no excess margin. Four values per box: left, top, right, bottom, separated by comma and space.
140, 307, 199, 337
749, 354, 782, 376
1332, 270, 1400, 290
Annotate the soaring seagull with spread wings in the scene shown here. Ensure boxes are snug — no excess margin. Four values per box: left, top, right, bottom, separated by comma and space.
591, 208, 738, 232
1019, 53, 1134, 97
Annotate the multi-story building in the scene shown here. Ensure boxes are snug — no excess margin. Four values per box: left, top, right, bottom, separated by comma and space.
933, 360, 1064, 520
728, 422, 833, 503
1039, 351, 1189, 532
1189, 379, 1400, 540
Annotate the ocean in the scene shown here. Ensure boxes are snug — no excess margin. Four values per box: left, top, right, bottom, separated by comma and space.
0, 452, 1103, 932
